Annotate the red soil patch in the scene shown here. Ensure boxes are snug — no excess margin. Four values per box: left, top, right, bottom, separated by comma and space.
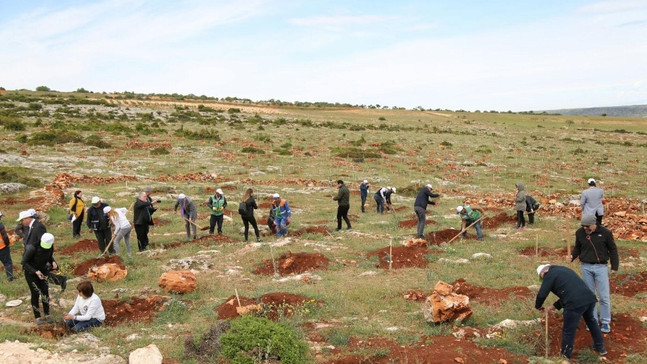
194, 234, 237, 244
153, 218, 171, 226
611, 271, 647, 297
518, 246, 567, 257
59, 239, 98, 255
253, 251, 330, 276
102, 295, 170, 327
482, 211, 517, 229
451, 278, 534, 305
216, 292, 320, 320
425, 228, 477, 245
73, 255, 125, 276
366, 246, 433, 269
398, 218, 436, 228
258, 202, 273, 209
0, 197, 18, 205
324, 336, 526, 364
28, 324, 68, 339
292, 225, 331, 237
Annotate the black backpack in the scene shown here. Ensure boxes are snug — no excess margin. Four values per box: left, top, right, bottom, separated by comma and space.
526, 195, 540, 211
238, 201, 247, 215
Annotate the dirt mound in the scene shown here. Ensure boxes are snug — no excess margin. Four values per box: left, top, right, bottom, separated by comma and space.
292, 225, 331, 237
366, 246, 433, 269
153, 218, 171, 226
73, 255, 125, 276
59, 239, 97, 255
253, 251, 330, 276
425, 228, 477, 245
28, 324, 68, 339
195, 234, 236, 244
482, 211, 516, 229
451, 279, 534, 305
611, 271, 647, 296
398, 219, 436, 228
102, 295, 170, 327
216, 292, 320, 320
518, 246, 567, 257
324, 336, 526, 364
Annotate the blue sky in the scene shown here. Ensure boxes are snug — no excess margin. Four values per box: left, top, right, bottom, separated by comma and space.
1, 0, 646, 111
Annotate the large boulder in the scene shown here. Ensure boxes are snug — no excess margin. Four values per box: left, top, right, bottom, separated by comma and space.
129, 343, 163, 364
158, 270, 197, 294
422, 280, 473, 323
88, 263, 128, 282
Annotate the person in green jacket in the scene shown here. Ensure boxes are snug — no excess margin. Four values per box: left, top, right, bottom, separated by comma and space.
456, 205, 484, 241
208, 188, 227, 235
333, 180, 351, 231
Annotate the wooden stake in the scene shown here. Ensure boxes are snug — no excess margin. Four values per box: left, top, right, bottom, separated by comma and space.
535, 234, 539, 256
235, 288, 241, 307
566, 239, 571, 258
389, 239, 393, 271
545, 309, 549, 358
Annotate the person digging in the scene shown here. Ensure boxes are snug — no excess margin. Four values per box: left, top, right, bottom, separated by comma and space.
456, 205, 484, 241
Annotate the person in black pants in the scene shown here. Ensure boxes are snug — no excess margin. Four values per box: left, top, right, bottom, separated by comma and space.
69, 190, 85, 238
414, 184, 439, 238
134, 191, 158, 251
333, 180, 351, 231
0, 211, 13, 281
86, 196, 112, 254
239, 188, 261, 242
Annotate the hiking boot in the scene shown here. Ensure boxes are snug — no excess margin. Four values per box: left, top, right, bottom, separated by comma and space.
591, 345, 607, 356
44, 316, 54, 324
346, 226, 352, 230
35, 318, 46, 326
601, 323, 611, 333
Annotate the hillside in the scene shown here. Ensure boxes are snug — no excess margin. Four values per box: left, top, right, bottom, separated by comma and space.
543, 104, 647, 117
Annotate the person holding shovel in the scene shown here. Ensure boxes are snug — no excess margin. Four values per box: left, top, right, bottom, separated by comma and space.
456, 205, 484, 241
414, 184, 439, 238
104, 206, 132, 256
207, 188, 227, 235
174, 193, 198, 240
535, 264, 607, 360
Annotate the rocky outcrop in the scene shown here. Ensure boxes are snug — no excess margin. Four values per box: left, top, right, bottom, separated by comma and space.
422, 281, 473, 323
129, 343, 162, 364
158, 270, 197, 294
88, 263, 128, 282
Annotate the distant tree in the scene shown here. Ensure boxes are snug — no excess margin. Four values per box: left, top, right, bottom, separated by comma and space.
76, 87, 90, 93
35, 86, 51, 92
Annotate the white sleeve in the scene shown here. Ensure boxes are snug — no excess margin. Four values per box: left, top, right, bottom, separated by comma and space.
75, 296, 103, 321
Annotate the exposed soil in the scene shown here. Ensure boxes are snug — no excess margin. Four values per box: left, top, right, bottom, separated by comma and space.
253, 251, 330, 276
102, 295, 171, 326
58, 239, 98, 255
324, 336, 526, 364
611, 271, 647, 297
398, 219, 436, 228
258, 202, 273, 209
292, 225, 331, 237
518, 246, 567, 257
216, 292, 320, 320
73, 255, 125, 276
28, 324, 68, 339
0, 197, 18, 205
195, 234, 237, 244
153, 218, 171, 226
366, 246, 433, 269
451, 278, 534, 305
482, 211, 517, 229
425, 228, 477, 245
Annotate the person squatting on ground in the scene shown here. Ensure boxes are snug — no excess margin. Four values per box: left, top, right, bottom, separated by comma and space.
239, 188, 261, 242
133, 190, 158, 251
21, 232, 67, 325
86, 196, 113, 254
0, 211, 14, 282
267, 203, 277, 235
272, 193, 291, 238
174, 194, 198, 240
104, 206, 132, 256
514, 183, 527, 229
525, 194, 539, 225
581, 178, 604, 226
374, 186, 389, 214
413, 184, 439, 238
69, 190, 85, 238
208, 188, 227, 235
456, 205, 484, 241
359, 179, 370, 213
333, 180, 351, 231
571, 214, 619, 333
64, 280, 105, 333
535, 264, 607, 360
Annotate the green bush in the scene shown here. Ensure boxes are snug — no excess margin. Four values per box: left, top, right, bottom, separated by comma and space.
85, 134, 111, 148
0, 167, 42, 187
241, 146, 265, 154
2, 118, 26, 131
151, 147, 170, 155
220, 315, 308, 364
27, 130, 83, 146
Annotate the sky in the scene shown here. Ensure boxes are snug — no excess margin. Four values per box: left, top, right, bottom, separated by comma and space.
1, 0, 646, 111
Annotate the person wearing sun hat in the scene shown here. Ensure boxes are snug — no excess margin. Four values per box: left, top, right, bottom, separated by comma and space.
535, 264, 607, 359
86, 197, 112, 254
16, 209, 47, 249
0, 211, 14, 281
21, 232, 67, 325
581, 178, 605, 226
571, 213, 618, 333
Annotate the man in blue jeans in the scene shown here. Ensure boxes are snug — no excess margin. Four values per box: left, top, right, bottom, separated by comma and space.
535, 264, 607, 360
571, 214, 619, 333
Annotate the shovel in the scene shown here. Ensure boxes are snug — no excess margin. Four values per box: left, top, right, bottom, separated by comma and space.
446, 217, 484, 244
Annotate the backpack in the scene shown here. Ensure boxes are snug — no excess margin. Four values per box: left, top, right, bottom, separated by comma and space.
526, 195, 540, 211
238, 201, 247, 215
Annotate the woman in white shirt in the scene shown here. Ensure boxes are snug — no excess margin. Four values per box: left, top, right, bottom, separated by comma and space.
64, 281, 105, 332
104, 206, 132, 255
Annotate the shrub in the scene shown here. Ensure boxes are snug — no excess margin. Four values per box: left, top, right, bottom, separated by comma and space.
0, 167, 42, 187
35, 86, 51, 92
220, 315, 308, 364
84, 134, 111, 148
241, 146, 265, 154
2, 118, 26, 131
27, 130, 83, 146
151, 147, 170, 155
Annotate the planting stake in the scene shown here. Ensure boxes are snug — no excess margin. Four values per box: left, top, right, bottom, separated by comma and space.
545, 309, 549, 358
447, 217, 483, 244
389, 239, 393, 271
566, 238, 571, 258
235, 288, 241, 307
535, 234, 539, 256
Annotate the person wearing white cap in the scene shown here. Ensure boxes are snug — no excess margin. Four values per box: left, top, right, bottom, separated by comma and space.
581, 178, 604, 226
535, 264, 607, 359
174, 193, 198, 240
456, 205, 484, 241
359, 180, 370, 213
413, 184, 440, 238
105, 206, 132, 255
373, 187, 389, 214
86, 197, 113, 254
0, 211, 14, 281
271, 193, 291, 238
571, 214, 619, 333
21, 232, 68, 325
207, 188, 228, 235
16, 209, 47, 249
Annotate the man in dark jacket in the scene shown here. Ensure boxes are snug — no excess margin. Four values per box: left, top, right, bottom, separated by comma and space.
17, 209, 46, 249
86, 196, 113, 254
414, 184, 439, 238
333, 180, 351, 231
535, 264, 607, 360
359, 180, 370, 213
0, 211, 13, 281
134, 191, 158, 251
174, 193, 198, 240
571, 214, 619, 333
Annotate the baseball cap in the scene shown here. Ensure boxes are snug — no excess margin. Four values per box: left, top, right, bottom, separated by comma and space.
363, 180, 368, 184
178, 193, 186, 200
536, 264, 550, 277
426, 184, 432, 189
587, 178, 596, 184
216, 188, 223, 195
91, 196, 101, 204
456, 206, 464, 214
103, 206, 112, 214
40, 233, 55, 249
272, 193, 280, 198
